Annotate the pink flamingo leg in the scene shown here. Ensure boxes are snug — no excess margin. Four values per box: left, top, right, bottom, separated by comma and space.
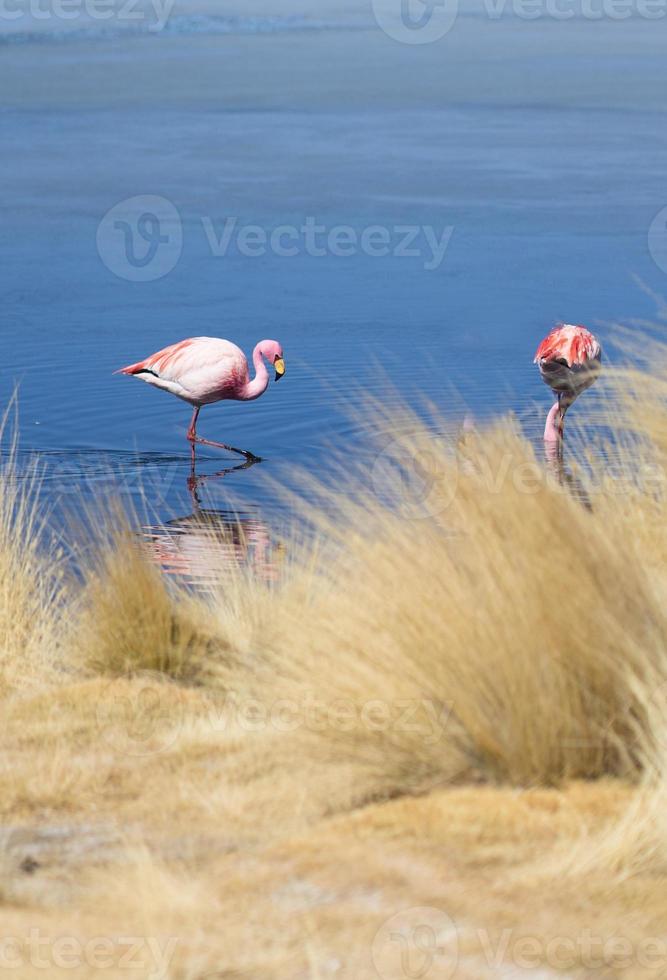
186, 407, 262, 463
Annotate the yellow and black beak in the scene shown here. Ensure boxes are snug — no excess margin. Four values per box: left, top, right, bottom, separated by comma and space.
274, 357, 285, 381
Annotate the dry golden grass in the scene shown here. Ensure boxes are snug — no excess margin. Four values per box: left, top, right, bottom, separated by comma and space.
70, 530, 227, 684
0, 404, 67, 699
2, 357, 667, 978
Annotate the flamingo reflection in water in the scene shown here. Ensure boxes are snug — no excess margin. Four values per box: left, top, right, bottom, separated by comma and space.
142, 458, 284, 589
542, 439, 593, 511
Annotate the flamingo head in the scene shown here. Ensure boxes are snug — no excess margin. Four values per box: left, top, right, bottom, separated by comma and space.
259, 339, 285, 382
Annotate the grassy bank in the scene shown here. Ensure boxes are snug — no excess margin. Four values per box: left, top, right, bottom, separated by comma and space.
1, 357, 667, 978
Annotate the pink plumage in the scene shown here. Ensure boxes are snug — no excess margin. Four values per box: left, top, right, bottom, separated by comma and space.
534, 324, 601, 444
534, 324, 600, 369
118, 336, 285, 462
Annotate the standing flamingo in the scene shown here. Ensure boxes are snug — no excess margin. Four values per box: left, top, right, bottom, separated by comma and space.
534, 324, 601, 444
118, 337, 285, 462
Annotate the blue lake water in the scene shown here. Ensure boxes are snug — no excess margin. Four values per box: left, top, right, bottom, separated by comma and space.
2, 1, 667, 582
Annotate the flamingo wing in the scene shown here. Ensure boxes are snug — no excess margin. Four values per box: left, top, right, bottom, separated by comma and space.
118, 337, 249, 405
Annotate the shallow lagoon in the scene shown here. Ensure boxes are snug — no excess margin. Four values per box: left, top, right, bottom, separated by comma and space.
2, 0, 667, 582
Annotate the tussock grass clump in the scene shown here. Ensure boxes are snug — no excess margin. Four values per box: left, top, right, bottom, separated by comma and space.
234, 419, 666, 794
71, 530, 228, 685
0, 412, 66, 697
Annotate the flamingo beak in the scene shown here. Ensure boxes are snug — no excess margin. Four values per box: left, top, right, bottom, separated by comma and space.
274, 357, 285, 381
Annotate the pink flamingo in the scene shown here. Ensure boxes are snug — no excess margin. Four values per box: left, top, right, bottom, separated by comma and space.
534, 324, 601, 444
118, 337, 285, 462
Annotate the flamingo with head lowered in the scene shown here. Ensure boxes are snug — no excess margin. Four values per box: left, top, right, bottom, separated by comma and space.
534, 324, 601, 444
118, 337, 285, 462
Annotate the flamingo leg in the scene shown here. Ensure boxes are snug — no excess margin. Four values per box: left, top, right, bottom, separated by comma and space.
186, 406, 262, 463
187, 406, 200, 441
188, 407, 199, 470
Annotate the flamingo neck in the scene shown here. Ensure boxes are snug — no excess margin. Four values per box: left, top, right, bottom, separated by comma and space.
240, 344, 270, 401
544, 399, 562, 443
